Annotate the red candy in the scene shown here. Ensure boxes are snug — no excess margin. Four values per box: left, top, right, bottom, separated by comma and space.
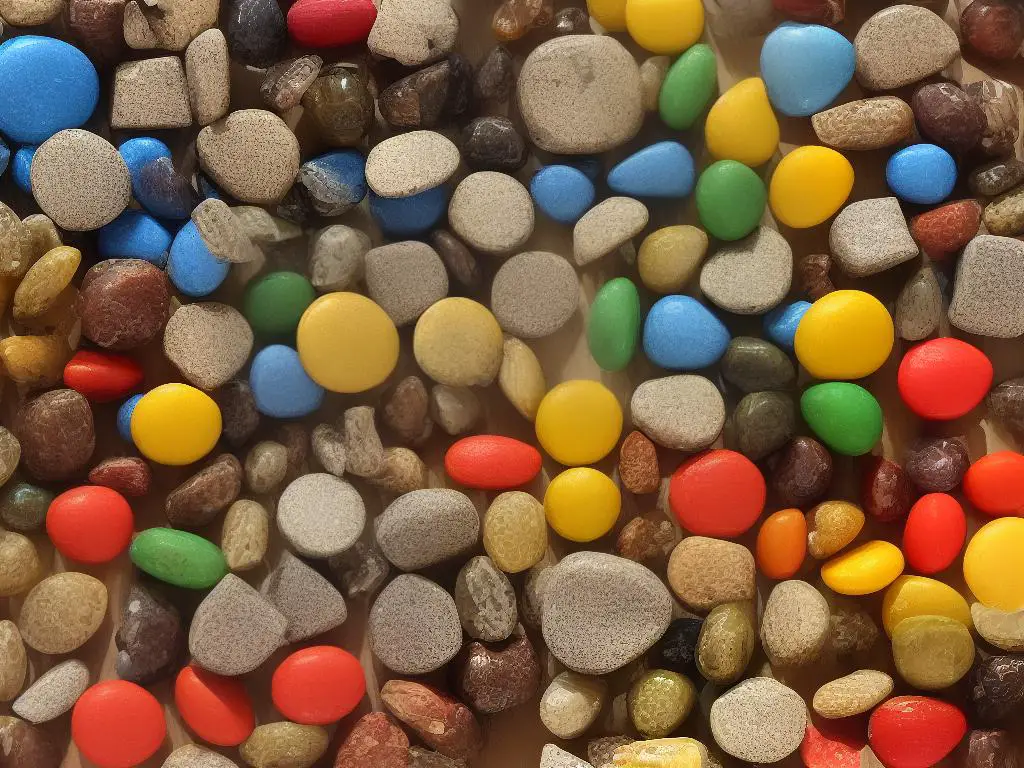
287, 0, 377, 48
800, 718, 865, 768
174, 665, 255, 747
63, 349, 144, 403
669, 449, 766, 537
72, 680, 166, 768
964, 450, 1024, 516
444, 435, 543, 490
869, 696, 966, 768
46, 486, 133, 564
897, 338, 993, 420
902, 493, 966, 574
271, 646, 366, 725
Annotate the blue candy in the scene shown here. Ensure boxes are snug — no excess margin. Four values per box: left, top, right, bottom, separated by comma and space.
0, 36, 99, 144
249, 345, 325, 419
0, 139, 9, 177
299, 150, 367, 216
369, 186, 448, 238
643, 295, 731, 370
119, 137, 172, 194
885, 143, 957, 205
607, 141, 695, 198
11, 146, 34, 194
117, 394, 144, 444
99, 210, 173, 266
760, 23, 854, 117
764, 300, 812, 350
530, 166, 596, 224
167, 220, 230, 297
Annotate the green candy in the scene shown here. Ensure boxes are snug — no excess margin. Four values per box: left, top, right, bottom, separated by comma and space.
659, 44, 718, 131
695, 160, 766, 241
588, 277, 641, 371
130, 528, 228, 589
244, 271, 315, 336
801, 382, 883, 457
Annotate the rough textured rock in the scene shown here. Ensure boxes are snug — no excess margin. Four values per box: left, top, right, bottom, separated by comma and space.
14, 389, 94, 482
381, 680, 482, 760
453, 633, 541, 715
166, 454, 243, 528
333, 713, 409, 768
667, 537, 755, 612
260, 550, 347, 643
115, 582, 183, 684
761, 580, 830, 667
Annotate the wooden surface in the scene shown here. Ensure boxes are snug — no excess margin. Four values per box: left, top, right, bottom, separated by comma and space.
17, 0, 1019, 766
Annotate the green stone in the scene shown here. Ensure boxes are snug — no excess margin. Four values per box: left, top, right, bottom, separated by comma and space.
0, 482, 53, 533
801, 382, 883, 457
587, 277, 641, 371
243, 271, 315, 336
695, 160, 766, 241
697, 601, 755, 685
659, 43, 718, 130
628, 669, 696, 738
891, 615, 974, 690
130, 528, 228, 589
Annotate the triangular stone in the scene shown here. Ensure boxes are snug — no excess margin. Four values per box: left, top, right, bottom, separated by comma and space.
261, 550, 348, 642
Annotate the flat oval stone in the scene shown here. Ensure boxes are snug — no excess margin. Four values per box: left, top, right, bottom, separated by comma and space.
710, 678, 806, 763
830, 196, 918, 277
377, 488, 480, 571
540, 671, 607, 739
574, 197, 649, 266
491, 251, 579, 339
277, 473, 365, 558
0, 620, 25, 702
369, 574, 462, 675
19, 572, 106, 655
366, 241, 448, 327
366, 130, 459, 198
760, 21, 854, 117
13, 659, 89, 724
631, 375, 724, 452
166, 454, 243, 528
667, 536, 755, 612
854, 5, 960, 90
812, 96, 914, 150
722, 337, 795, 392
164, 303, 254, 390
760, 580, 830, 667
367, 0, 458, 66
972, 158, 1024, 198
892, 615, 974, 690
164, 745, 239, 768
454, 556, 517, 642
240, 722, 327, 768
115, 582, 183, 684
454, 634, 541, 715
950, 235, 1024, 338
813, 670, 893, 719
607, 141, 695, 198
450, 172, 534, 256
700, 227, 793, 314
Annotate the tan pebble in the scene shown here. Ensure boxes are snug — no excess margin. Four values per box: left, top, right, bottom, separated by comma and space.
854, 5, 960, 91
574, 197, 649, 266
111, 56, 192, 130
191, 199, 261, 264
0, 204, 33, 279
640, 56, 670, 112
498, 336, 546, 422
0, 621, 26, 702
414, 298, 504, 387
491, 251, 579, 339
12, 659, 89, 723
709, 677, 806, 764
261, 550, 347, 643
0, 532, 40, 598
540, 671, 607, 739
983, 185, 1024, 236
369, 447, 429, 495
971, 601, 1024, 651
699, 227, 793, 315
618, 431, 660, 495
31, 130, 131, 232
163, 302, 254, 390
760, 580, 830, 667
367, 0, 459, 66
185, 28, 230, 125
163, 744, 239, 768
197, 110, 301, 205
638, 225, 708, 294
221, 499, 269, 572
382, 375, 432, 446
484, 491, 548, 574
430, 384, 483, 434
233, 206, 301, 244
365, 242, 449, 327
19, 572, 106, 654
244, 441, 288, 495
376, 488, 480, 572
0, 0, 62, 24
667, 536, 755, 612
18, 214, 61, 277
365, 131, 459, 198
123, 1, 160, 48
449, 172, 534, 256
812, 670, 894, 719
311, 423, 346, 476
308, 225, 369, 292
812, 96, 915, 151
343, 406, 385, 478
697, 601, 756, 685
0, 336, 67, 391
0, 429, 19, 489
807, 500, 865, 559
123, 0, 219, 51
240, 722, 329, 768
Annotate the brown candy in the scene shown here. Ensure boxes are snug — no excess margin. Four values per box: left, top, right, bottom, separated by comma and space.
114, 582, 183, 684
966, 729, 1019, 768
861, 457, 914, 523
302, 65, 374, 146
381, 681, 483, 760
769, 436, 833, 508
492, 0, 553, 41
78, 259, 170, 351
961, 0, 1024, 61
797, 253, 834, 300
88, 456, 152, 497
453, 634, 542, 714
967, 79, 1021, 158
905, 437, 970, 493
14, 389, 95, 482
334, 713, 409, 768
912, 82, 986, 155
619, 430, 660, 495
165, 454, 243, 528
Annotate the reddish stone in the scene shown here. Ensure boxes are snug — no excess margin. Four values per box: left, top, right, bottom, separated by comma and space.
334, 713, 409, 768
14, 389, 95, 482
89, 457, 152, 497
800, 718, 864, 768
78, 260, 171, 351
619, 431, 660, 495
772, 0, 844, 24
961, 0, 1024, 61
453, 634, 541, 715
69, 0, 128, 67
616, 517, 675, 563
912, 83, 986, 154
910, 200, 982, 260
861, 457, 915, 523
380, 681, 482, 760
165, 454, 243, 528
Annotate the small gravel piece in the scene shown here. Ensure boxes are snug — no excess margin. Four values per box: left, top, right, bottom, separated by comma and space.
163, 744, 239, 768
540, 745, 594, 768
830, 197, 919, 277
540, 671, 607, 739
191, 199, 261, 264
368, 574, 462, 675
449, 172, 534, 255
709, 677, 807, 764
277, 473, 366, 558
700, 227, 793, 314
491, 251, 579, 339
308, 225, 370, 293
631, 375, 725, 452
163, 302, 254, 390
376, 488, 480, 571
574, 197, 649, 266
365, 242, 449, 327
185, 29, 230, 125
431, 385, 482, 435
261, 550, 347, 642
367, 0, 459, 66
12, 660, 89, 724
365, 131, 459, 198
454, 556, 517, 642
895, 266, 943, 341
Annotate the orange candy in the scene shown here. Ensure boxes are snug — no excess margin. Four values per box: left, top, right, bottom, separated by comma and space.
174, 664, 255, 746
756, 508, 807, 579
72, 680, 166, 768
271, 646, 366, 725
964, 451, 1024, 517
46, 486, 134, 564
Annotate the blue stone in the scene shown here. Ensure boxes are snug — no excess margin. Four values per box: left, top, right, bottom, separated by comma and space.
530, 166, 596, 224
167, 220, 230, 298
764, 300, 812, 350
369, 186, 448, 238
298, 150, 367, 216
0, 36, 99, 144
117, 394, 144, 444
760, 23, 855, 117
98, 210, 173, 267
12, 147, 35, 194
643, 295, 731, 370
607, 141, 696, 198
885, 143, 957, 205
119, 136, 172, 194
0, 138, 9, 177
249, 345, 325, 419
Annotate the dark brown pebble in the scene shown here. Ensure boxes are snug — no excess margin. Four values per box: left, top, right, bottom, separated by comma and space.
967, 79, 1021, 158
88, 456, 152, 497
0, 483, 52, 533
226, 0, 285, 67
430, 229, 481, 290
382, 375, 432, 446
0, 716, 62, 768
453, 634, 541, 714
165, 454, 243, 528
966, 729, 1018, 768
115, 582, 183, 685
276, 183, 318, 224
474, 46, 514, 103
961, 0, 1024, 61
912, 82, 986, 154
862, 456, 914, 522
651, 617, 703, 676
969, 655, 1024, 726
990, 377, 1024, 435
69, 0, 127, 66
446, 53, 474, 119
214, 380, 260, 448
904, 436, 970, 493
409, 747, 467, 768
380, 61, 450, 130
303, 65, 375, 146
769, 436, 833, 508
971, 159, 1024, 197
14, 389, 94, 482
261, 55, 323, 112
554, 7, 590, 34
461, 117, 527, 172
275, 423, 309, 480
797, 253, 835, 300
138, 157, 199, 220
78, 259, 171, 351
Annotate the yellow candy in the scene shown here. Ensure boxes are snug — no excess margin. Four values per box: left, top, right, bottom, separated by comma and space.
296, 292, 399, 393
625, 0, 704, 55
544, 467, 621, 542
964, 518, 1024, 611
705, 78, 780, 168
613, 738, 707, 768
793, 290, 894, 380
881, 575, 972, 636
588, 0, 627, 30
535, 379, 623, 466
131, 383, 221, 466
821, 540, 904, 596
769, 146, 854, 229
413, 298, 504, 387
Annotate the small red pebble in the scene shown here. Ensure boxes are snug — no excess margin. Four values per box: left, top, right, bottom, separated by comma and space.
334, 712, 409, 768
800, 718, 865, 768
72, 680, 166, 768
46, 486, 133, 564
902, 493, 967, 574
897, 338, 993, 420
444, 435, 543, 490
287, 0, 377, 48
909, 199, 983, 260
869, 696, 966, 768
272, 646, 366, 725
63, 349, 144, 403
88, 456, 152, 497
669, 449, 766, 538
964, 450, 1024, 516
174, 665, 255, 746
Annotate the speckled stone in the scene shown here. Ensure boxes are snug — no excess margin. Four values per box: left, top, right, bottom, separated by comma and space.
115, 582, 183, 684
807, 500, 864, 558
895, 266, 942, 341
328, 541, 390, 600
191, 199, 261, 264
667, 537, 755, 613
830, 197, 919, 277
631, 375, 725, 452
813, 670, 894, 718
0, 429, 19, 491
163, 744, 239, 768
971, 158, 1024, 197
164, 302, 253, 390
449, 172, 534, 255
722, 337, 795, 393
409, 747, 467, 768
185, 29, 230, 125
308, 225, 370, 293
540, 745, 592, 768
307, 424, 344, 478
831, 601, 880, 656
334, 713, 409, 768
277, 473, 365, 558
244, 441, 287, 495
379, 60, 450, 130
519, 35, 642, 154
574, 197, 649, 266
972, 602, 1024, 652
214, 380, 259, 447
166, 454, 242, 528
79, 259, 170, 350
854, 5, 960, 90
491, 251, 579, 339
111, 56, 192, 130
431, 229, 481, 290
798, 252, 836, 300
618, 432, 660, 496
260, 550, 347, 643
616, 517, 675, 563
628, 669, 696, 739
431, 385, 482, 435
196, 110, 300, 205
0, 716, 62, 768
31, 130, 131, 232
913, 82, 986, 154
240, 722, 327, 768
453, 632, 541, 715
369, 574, 463, 675
262, 55, 322, 112
366, 242, 449, 327
640, 56, 670, 112
0, 0, 62, 24
701, 228, 793, 314
381, 376, 431, 447
710, 677, 807, 763
221, 499, 268, 573
368, 0, 459, 66
461, 117, 527, 172
969, 654, 1024, 726
12, 660, 89, 724
381, 680, 481, 760
696, 603, 755, 685
369, 449, 428, 495
0, 483, 50, 534
188, 573, 287, 676
728, 391, 796, 461
950, 235, 1024, 337
225, 0, 285, 66
540, 671, 607, 739
342, 406, 384, 479
475, 45, 514, 102
14, 389, 94, 482
905, 436, 970, 492
989, 378, 1024, 437
760, 580, 830, 667
19, 573, 106, 655
588, 738, 633, 768
0, 533, 40, 598
123, 0, 219, 51
366, 131, 459, 198
542, 552, 673, 675
812, 96, 915, 151
377, 488, 480, 571
984, 185, 1024, 237
0, 621, 25, 703
966, 730, 1017, 768
967, 79, 1021, 158
454, 556, 517, 642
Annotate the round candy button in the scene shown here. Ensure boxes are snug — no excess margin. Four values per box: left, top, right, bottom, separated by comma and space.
902, 494, 966, 575
535, 380, 623, 466
964, 517, 1024, 611
130, 383, 221, 466
271, 646, 366, 725
175, 665, 254, 747
794, 290, 894, 380
897, 337, 993, 420
669, 449, 766, 538
625, 0, 704, 55
963, 451, 1024, 517
46, 486, 133, 564
72, 680, 165, 768
544, 467, 621, 543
